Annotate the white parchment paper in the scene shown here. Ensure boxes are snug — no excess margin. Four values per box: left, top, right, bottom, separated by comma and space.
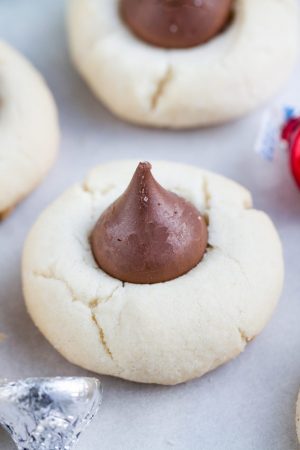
0, 1, 300, 449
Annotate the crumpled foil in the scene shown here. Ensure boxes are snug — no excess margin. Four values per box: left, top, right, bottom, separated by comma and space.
0, 377, 102, 450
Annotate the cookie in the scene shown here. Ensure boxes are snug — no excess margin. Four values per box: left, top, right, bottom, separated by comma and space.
22, 160, 284, 385
67, 0, 299, 128
0, 41, 59, 217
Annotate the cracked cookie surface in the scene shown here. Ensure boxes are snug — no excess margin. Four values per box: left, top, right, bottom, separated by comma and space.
0, 41, 59, 216
67, 0, 299, 128
22, 160, 284, 384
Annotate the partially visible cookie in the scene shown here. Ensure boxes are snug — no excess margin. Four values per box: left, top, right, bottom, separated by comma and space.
67, 0, 299, 128
0, 41, 59, 218
22, 160, 284, 385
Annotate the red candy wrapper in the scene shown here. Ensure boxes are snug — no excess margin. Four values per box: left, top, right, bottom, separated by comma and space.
255, 107, 300, 189
281, 115, 300, 188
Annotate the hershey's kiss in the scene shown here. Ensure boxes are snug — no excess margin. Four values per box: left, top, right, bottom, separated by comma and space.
120, 0, 233, 49
91, 162, 208, 284
0, 377, 102, 450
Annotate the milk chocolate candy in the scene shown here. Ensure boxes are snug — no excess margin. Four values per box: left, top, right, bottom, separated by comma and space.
91, 162, 208, 284
120, 0, 233, 48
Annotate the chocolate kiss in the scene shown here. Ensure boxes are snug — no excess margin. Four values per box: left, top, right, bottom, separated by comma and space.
120, 0, 233, 49
91, 162, 208, 284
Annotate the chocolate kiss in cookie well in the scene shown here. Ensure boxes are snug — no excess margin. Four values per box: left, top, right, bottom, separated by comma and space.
120, 0, 233, 49
91, 162, 208, 284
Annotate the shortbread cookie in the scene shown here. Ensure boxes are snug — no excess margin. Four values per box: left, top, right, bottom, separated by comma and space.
67, 0, 299, 128
23, 161, 284, 385
0, 41, 59, 217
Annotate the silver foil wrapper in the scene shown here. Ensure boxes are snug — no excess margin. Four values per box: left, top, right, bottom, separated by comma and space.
0, 377, 102, 450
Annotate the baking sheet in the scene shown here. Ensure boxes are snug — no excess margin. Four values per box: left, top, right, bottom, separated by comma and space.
1, 1, 300, 449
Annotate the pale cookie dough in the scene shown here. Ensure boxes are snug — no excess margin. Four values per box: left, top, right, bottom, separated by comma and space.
0, 41, 59, 217
22, 161, 284, 385
296, 390, 300, 443
67, 0, 299, 128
